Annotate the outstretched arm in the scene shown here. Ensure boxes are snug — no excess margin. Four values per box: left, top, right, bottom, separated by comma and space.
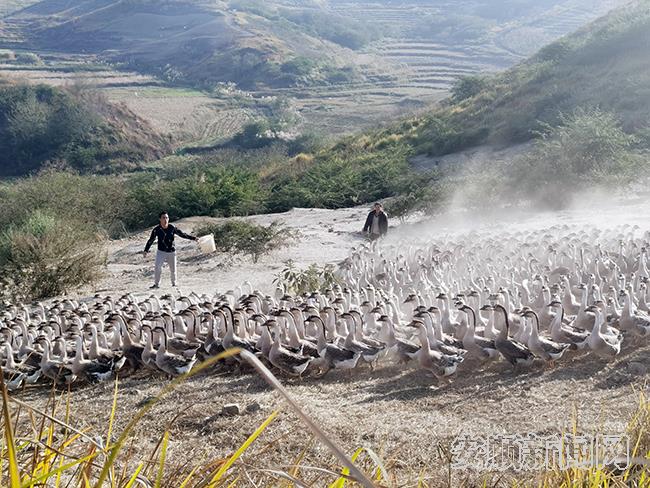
175, 227, 198, 241
144, 228, 157, 253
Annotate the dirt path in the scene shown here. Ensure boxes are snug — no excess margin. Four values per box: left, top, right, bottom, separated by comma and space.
97, 206, 370, 297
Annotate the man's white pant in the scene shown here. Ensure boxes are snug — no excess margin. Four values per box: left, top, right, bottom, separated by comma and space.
154, 250, 177, 286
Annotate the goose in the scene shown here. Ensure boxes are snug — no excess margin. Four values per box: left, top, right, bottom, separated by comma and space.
460, 305, 499, 361
219, 309, 257, 353
5, 372, 26, 392
573, 284, 596, 330
415, 311, 465, 357
154, 327, 197, 377
581, 306, 622, 359
140, 326, 159, 371
305, 316, 359, 374
265, 321, 312, 377
154, 312, 201, 358
201, 312, 225, 358
619, 290, 650, 336
492, 305, 534, 368
279, 310, 319, 358
407, 320, 464, 380
343, 318, 384, 368
37, 338, 77, 385
119, 318, 146, 371
376, 315, 419, 363
547, 301, 589, 347
2, 341, 42, 382
87, 324, 121, 363
521, 310, 571, 363
421, 307, 464, 350
70, 335, 121, 383
348, 310, 385, 350
561, 276, 580, 315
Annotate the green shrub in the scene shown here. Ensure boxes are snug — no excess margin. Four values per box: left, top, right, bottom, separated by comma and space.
15, 52, 42, 65
273, 260, 341, 294
194, 220, 297, 263
278, 8, 378, 49
231, 120, 275, 149
0, 83, 164, 176
286, 132, 322, 156
0, 50, 15, 61
451, 75, 490, 102
0, 210, 105, 300
122, 166, 265, 230
280, 56, 317, 77
509, 108, 643, 208
0, 170, 131, 237
386, 194, 422, 222
266, 145, 412, 212
441, 108, 645, 212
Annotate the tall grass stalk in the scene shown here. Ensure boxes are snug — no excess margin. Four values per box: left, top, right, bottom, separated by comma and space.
3, 352, 650, 486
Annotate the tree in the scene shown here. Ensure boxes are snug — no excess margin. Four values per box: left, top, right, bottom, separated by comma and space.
451, 75, 489, 102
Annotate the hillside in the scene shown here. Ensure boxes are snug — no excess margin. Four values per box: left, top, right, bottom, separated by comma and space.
0, 0, 627, 139
0, 80, 169, 176
0, 0, 373, 90
262, 0, 650, 213
389, 0, 650, 157
1, 2, 647, 223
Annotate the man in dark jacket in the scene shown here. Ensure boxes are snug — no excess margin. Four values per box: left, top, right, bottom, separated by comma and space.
143, 211, 197, 288
362, 202, 388, 240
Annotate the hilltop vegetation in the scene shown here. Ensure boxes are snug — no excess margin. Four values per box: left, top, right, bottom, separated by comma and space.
229, 0, 380, 50
2, 2, 648, 205
400, 1, 650, 156
0, 82, 168, 176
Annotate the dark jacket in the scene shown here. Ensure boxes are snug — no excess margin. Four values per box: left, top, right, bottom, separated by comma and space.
363, 210, 388, 235
144, 224, 196, 253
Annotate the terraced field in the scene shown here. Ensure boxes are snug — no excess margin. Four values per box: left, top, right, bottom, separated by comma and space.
327, 1, 513, 94
0, 0, 39, 16
0, 52, 253, 143
495, 0, 631, 55
109, 89, 253, 143
369, 40, 515, 89
0, 0, 629, 139
277, 0, 625, 134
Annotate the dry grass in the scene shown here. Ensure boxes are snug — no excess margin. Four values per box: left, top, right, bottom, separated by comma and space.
2, 342, 650, 487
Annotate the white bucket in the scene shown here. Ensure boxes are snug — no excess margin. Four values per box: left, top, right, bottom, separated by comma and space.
197, 234, 216, 253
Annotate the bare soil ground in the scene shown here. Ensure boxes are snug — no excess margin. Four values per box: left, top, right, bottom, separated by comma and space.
11, 203, 650, 485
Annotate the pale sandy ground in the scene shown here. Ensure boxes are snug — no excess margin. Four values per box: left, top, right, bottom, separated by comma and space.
12, 202, 650, 486
99, 206, 370, 296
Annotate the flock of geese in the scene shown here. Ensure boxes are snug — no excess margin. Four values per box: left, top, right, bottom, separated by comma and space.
2, 223, 650, 390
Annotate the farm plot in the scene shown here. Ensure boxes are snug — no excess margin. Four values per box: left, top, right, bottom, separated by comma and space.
0, 53, 253, 143
106, 87, 253, 143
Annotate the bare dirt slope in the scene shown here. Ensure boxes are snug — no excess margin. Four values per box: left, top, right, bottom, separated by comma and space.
11, 202, 650, 485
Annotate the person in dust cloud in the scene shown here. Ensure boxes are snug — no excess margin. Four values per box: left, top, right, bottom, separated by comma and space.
362, 202, 388, 241
142, 211, 198, 289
